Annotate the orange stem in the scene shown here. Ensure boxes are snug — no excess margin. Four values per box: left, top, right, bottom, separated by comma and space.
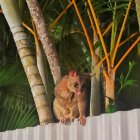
103, 69, 108, 79
48, 2, 73, 31
72, 0, 96, 60
111, 1, 132, 67
87, 9, 99, 45
114, 37, 140, 72
102, 22, 112, 36
31, 20, 40, 47
87, 9, 97, 43
87, 0, 111, 70
22, 22, 34, 35
119, 32, 138, 46
97, 32, 137, 68
87, 9, 96, 32
97, 54, 109, 68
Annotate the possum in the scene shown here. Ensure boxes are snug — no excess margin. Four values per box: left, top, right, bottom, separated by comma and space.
53, 70, 90, 125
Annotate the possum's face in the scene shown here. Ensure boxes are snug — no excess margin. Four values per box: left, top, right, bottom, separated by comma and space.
67, 70, 83, 96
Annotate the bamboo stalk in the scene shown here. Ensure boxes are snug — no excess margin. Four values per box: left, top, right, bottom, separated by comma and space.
114, 37, 140, 72
87, 0, 111, 69
111, 1, 132, 66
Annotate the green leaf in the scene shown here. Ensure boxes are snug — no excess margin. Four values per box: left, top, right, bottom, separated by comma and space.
122, 79, 138, 89
119, 73, 125, 86
107, 104, 117, 113
0, 99, 38, 131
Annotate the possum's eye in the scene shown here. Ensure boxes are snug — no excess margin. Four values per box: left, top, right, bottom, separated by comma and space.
73, 83, 79, 88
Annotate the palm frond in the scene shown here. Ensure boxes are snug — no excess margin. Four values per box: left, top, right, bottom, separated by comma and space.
0, 62, 39, 131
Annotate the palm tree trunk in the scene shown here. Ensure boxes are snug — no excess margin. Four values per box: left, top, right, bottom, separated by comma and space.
25, 0, 61, 84
36, 43, 49, 96
90, 70, 101, 115
90, 35, 101, 116
0, 0, 54, 124
104, 69, 115, 111
135, 0, 140, 30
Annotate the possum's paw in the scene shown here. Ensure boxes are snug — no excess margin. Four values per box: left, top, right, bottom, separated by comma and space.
70, 116, 75, 122
78, 116, 86, 125
60, 117, 68, 124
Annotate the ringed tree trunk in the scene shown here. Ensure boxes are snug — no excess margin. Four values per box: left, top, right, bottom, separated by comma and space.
25, 0, 61, 84
0, 0, 54, 124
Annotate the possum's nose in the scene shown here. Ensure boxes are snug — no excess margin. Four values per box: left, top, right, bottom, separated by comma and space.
76, 90, 81, 96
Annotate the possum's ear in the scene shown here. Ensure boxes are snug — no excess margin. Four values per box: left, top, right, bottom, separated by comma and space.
69, 70, 77, 77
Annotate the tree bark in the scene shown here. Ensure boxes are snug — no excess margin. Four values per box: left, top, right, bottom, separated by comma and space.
90, 35, 101, 116
104, 69, 115, 111
90, 72, 101, 115
25, 0, 61, 84
0, 0, 54, 124
36, 43, 49, 96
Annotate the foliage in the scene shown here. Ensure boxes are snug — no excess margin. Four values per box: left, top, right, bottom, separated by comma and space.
106, 96, 117, 113
0, 0, 139, 130
0, 63, 39, 131
117, 61, 139, 94
0, 96, 38, 131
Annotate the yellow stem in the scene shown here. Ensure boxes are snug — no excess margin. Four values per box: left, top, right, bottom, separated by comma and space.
119, 32, 138, 46
87, 9, 96, 32
22, 22, 34, 35
102, 22, 112, 36
48, 2, 73, 31
97, 32, 137, 68
97, 54, 109, 68
87, 9, 99, 44
114, 37, 140, 72
72, 0, 96, 60
103, 69, 108, 79
31, 20, 40, 47
87, 0, 111, 70
111, 1, 132, 67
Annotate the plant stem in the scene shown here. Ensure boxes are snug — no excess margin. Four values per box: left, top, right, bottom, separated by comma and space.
87, 0, 111, 70
111, 0, 132, 67
48, 2, 73, 31
72, 0, 97, 61
114, 37, 140, 72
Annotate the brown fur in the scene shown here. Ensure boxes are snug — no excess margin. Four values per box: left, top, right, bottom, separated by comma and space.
53, 71, 90, 125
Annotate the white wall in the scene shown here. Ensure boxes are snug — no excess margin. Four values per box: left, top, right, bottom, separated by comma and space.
0, 109, 140, 140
